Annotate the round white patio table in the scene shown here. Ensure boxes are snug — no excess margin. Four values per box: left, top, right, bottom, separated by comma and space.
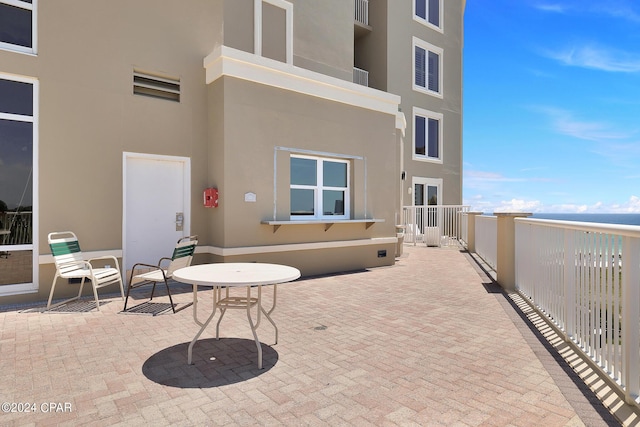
173, 263, 301, 368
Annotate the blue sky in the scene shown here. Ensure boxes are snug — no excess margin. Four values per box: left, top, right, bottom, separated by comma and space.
463, 0, 640, 213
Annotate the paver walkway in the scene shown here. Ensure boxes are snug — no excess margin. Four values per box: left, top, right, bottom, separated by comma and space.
0, 245, 623, 426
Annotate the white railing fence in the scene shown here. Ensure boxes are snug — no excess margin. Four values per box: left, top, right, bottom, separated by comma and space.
0, 211, 32, 245
460, 212, 469, 246
475, 215, 497, 270
515, 218, 640, 405
402, 205, 469, 246
353, 67, 369, 87
354, 0, 369, 26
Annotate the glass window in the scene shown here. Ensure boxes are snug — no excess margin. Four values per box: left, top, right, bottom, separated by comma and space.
413, 178, 441, 230
413, 107, 442, 162
291, 157, 317, 186
0, 75, 35, 291
413, 38, 442, 96
0, 78, 33, 115
414, 0, 441, 29
0, 1, 36, 54
290, 155, 349, 220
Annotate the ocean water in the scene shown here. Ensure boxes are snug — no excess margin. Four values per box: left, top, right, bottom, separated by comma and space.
531, 213, 640, 226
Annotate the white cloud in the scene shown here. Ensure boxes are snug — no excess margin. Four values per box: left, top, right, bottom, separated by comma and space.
544, 44, 640, 73
494, 199, 543, 213
533, 3, 567, 13
463, 196, 640, 214
595, 3, 640, 23
608, 196, 640, 213
532, 106, 632, 141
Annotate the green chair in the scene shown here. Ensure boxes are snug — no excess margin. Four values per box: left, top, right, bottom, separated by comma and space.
123, 235, 198, 314
47, 231, 125, 311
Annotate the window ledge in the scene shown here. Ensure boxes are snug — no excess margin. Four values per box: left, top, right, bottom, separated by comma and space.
261, 219, 385, 232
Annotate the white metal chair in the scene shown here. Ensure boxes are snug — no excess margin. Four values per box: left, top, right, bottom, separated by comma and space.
123, 235, 198, 314
47, 231, 125, 311
405, 223, 424, 243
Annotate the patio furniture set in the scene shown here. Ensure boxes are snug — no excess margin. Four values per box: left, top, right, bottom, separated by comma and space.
46, 231, 300, 369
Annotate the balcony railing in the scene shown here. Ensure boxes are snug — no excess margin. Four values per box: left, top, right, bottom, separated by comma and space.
355, 0, 369, 26
353, 67, 369, 87
465, 214, 640, 407
0, 211, 32, 245
402, 205, 470, 246
475, 215, 497, 270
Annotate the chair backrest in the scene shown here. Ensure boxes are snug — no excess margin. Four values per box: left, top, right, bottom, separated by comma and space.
48, 231, 85, 274
167, 235, 198, 275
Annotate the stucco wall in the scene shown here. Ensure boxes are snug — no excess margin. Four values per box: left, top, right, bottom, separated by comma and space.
206, 76, 399, 249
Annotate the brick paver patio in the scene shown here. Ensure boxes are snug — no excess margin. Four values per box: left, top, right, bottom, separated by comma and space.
0, 245, 626, 426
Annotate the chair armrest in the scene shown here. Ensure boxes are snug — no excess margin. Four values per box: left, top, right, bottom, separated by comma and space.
88, 255, 121, 270
130, 262, 169, 277
59, 259, 93, 271
157, 257, 172, 269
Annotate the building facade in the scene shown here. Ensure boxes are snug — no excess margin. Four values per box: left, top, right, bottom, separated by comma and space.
355, 0, 465, 211
0, 0, 464, 305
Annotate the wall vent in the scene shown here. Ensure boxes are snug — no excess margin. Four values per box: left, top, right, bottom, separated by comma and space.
133, 71, 180, 102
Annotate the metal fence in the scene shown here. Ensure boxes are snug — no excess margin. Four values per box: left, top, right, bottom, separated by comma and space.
355, 0, 369, 26
475, 215, 497, 270
515, 218, 640, 404
402, 205, 469, 246
1, 211, 32, 245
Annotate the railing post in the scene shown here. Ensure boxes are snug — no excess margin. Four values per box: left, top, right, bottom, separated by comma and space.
465, 212, 483, 253
622, 236, 640, 404
495, 212, 532, 291
563, 229, 575, 342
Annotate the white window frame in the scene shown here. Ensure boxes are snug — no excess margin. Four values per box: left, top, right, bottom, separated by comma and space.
254, 0, 293, 64
290, 154, 350, 221
0, 72, 39, 296
412, 107, 443, 163
412, 37, 443, 98
413, 0, 443, 33
0, 0, 37, 55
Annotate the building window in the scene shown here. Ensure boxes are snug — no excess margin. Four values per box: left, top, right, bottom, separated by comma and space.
413, 107, 442, 162
254, 0, 293, 64
0, 73, 37, 292
290, 155, 349, 220
414, 0, 442, 30
0, 0, 37, 54
413, 38, 442, 97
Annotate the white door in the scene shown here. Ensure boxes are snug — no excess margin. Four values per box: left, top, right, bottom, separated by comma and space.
123, 153, 191, 276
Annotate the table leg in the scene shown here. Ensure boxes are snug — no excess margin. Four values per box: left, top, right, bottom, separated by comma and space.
188, 285, 220, 364
192, 284, 204, 327
215, 287, 229, 339
258, 284, 278, 344
215, 308, 226, 339
247, 285, 263, 369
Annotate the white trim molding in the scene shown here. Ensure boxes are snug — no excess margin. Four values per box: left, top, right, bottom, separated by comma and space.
196, 237, 397, 257
203, 45, 401, 116
39, 239, 397, 263
254, 0, 293, 64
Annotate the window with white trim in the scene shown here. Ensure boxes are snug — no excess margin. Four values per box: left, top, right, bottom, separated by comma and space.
290, 155, 350, 220
413, 107, 442, 162
414, 0, 442, 31
413, 37, 442, 97
254, 0, 293, 64
0, 0, 37, 54
0, 73, 37, 292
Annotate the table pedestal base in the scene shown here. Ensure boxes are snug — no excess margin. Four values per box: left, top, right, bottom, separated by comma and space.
188, 284, 278, 369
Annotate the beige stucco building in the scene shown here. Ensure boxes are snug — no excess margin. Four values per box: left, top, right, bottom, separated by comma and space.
0, 0, 464, 305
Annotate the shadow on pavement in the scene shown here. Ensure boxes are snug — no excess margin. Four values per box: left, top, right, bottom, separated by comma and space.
142, 338, 278, 388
